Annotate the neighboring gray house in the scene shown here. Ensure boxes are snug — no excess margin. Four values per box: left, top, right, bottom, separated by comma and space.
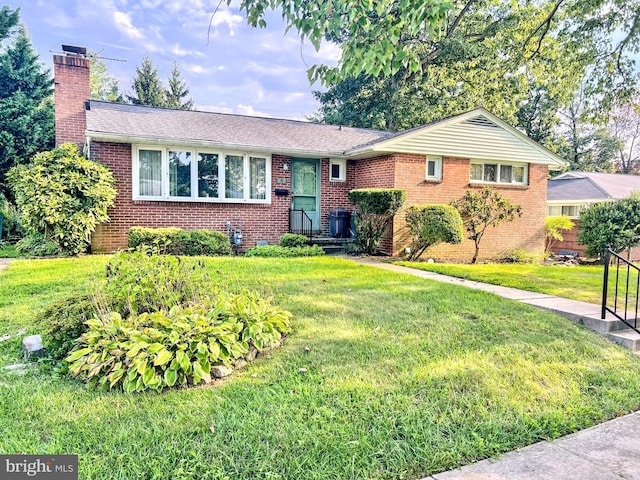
547, 171, 640, 256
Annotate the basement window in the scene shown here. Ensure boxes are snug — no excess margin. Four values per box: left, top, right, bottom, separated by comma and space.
133, 145, 271, 204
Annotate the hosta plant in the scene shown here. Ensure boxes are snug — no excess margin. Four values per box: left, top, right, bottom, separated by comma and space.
67, 292, 291, 392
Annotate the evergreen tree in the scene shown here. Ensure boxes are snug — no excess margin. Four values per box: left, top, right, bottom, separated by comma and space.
165, 62, 193, 110
128, 55, 166, 107
0, 5, 18, 39
0, 22, 54, 196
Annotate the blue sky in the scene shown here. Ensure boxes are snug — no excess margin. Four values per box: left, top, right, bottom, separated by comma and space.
12, 0, 340, 120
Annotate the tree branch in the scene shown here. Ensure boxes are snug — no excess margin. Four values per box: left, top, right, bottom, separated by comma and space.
522, 0, 565, 60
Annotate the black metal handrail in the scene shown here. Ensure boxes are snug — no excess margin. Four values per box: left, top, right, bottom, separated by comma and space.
289, 208, 312, 243
602, 246, 640, 333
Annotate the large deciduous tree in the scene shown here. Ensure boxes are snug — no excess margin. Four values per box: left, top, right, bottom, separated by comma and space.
90, 53, 123, 102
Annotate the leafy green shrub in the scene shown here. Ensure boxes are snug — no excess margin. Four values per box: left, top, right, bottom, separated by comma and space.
578, 195, 640, 257
67, 293, 291, 392
405, 204, 463, 260
245, 245, 325, 257
500, 248, 544, 264
7, 143, 116, 255
128, 227, 232, 256
104, 249, 211, 316
1, 203, 25, 241
279, 233, 308, 248
545, 216, 575, 254
348, 188, 406, 255
35, 294, 95, 361
452, 187, 522, 264
15, 232, 60, 256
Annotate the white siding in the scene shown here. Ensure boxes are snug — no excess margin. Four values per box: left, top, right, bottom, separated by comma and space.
376, 116, 554, 165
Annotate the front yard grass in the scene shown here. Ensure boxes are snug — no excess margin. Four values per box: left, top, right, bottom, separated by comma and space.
1, 256, 640, 479
395, 262, 606, 305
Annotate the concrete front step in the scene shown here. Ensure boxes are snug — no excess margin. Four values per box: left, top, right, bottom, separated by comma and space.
607, 328, 640, 352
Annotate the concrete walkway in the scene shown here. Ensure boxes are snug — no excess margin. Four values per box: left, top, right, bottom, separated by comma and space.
347, 257, 640, 480
0, 258, 14, 274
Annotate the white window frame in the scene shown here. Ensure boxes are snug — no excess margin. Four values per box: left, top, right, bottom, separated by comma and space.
426, 155, 443, 180
329, 159, 346, 182
547, 202, 593, 218
469, 160, 528, 185
132, 145, 271, 204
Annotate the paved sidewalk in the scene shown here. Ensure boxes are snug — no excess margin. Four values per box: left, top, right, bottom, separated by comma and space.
347, 257, 640, 480
0, 258, 14, 274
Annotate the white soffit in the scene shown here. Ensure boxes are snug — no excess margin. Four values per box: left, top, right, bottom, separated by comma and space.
366, 110, 567, 167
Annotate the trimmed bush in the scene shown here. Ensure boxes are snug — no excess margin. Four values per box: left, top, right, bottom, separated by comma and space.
245, 245, 325, 257
8, 143, 116, 255
35, 294, 95, 361
67, 293, 291, 392
405, 204, 463, 260
279, 233, 308, 248
348, 188, 406, 255
128, 227, 232, 256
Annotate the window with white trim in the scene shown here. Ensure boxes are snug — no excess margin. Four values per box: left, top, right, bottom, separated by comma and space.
547, 204, 588, 218
329, 159, 346, 182
133, 146, 271, 203
426, 155, 442, 180
470, 161, 527, 185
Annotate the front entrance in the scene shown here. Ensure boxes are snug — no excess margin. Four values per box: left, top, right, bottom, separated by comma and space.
291, 158, 320, 231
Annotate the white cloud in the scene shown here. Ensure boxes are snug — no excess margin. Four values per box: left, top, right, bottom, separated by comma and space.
197, 104, 234, 114
242, 61, 297, 76
171, 44, 205, 58
282, 92, 306, 104
113, 11, 144, 40
236, 104, 271, 117
209, 10, 243, 36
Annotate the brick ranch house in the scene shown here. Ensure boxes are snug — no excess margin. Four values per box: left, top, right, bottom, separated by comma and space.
54, 48, 567, 259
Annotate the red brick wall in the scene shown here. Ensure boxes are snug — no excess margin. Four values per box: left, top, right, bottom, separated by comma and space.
90, 142, 293, 252
390, 154, 548, 260
53, 54, 90, 148
319, 159, 357, 233
550, 220, 640, 260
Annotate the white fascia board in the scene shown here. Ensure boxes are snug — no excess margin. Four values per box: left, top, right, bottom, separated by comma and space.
85, 131, 348, 159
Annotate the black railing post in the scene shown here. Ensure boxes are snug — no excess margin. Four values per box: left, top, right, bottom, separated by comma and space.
601, 245, 610, 319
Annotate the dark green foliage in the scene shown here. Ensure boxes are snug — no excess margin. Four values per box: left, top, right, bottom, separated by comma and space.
452, 187, 522, 264
0, 202, 24, 241
405, 204, 463, 260
8, 143, 116, 255
128, 55, 166, 107
35, 294, 95, 361
104, 250, 212, 316
15, 232, 60, 256
128, 227, 232, 256
348, 188, 406, 254
578, 195, 640, 257
0, 26, 54, 196
0, 5, 19, 39
279, 233, 308, 248
165, 62, 194, 110
245, 245, 325, 257
67, 295, 291, 392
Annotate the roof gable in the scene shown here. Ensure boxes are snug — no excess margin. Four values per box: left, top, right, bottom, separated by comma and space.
350, 108, 567, 167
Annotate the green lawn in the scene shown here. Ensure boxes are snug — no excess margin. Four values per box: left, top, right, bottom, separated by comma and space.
1, 256, 640, 479
0, 243, 20, 258
394, 262, 607, 305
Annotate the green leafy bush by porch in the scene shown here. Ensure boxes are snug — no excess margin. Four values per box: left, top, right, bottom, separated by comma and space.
67, 293, 291, 392
405, 204, 463, 260
7, 143, 116, 255
128, 227, 232, 256
348, 188, 406, 255
15, 232, 60, 256
279, 233, 308, 248
245, 245, 325, 257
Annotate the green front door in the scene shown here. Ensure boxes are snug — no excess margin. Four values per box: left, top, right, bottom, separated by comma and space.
291, 158, 320, 231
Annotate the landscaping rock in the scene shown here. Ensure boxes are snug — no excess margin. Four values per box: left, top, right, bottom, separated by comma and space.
234, 359, 247, 370
211, 365, 233, 378
22, 335, 44, 360
245, 346, 258, 362
2, 363, 32, 375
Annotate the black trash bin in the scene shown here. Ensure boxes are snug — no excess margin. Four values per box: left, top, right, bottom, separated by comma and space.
328, 208, 351, 238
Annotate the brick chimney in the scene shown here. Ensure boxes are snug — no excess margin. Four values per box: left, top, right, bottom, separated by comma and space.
53, 45, 90, 148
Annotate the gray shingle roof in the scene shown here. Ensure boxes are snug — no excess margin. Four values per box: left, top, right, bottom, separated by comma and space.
549, 172, 640, 201
86, 101, 393, 155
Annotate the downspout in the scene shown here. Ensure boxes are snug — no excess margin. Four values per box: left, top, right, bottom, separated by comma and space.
84, 136, 91, 159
